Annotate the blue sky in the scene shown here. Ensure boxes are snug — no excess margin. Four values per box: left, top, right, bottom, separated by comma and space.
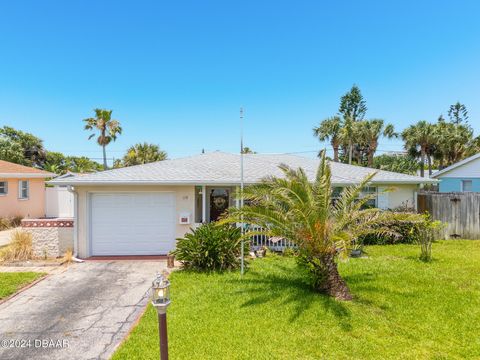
1, 1, 479, 163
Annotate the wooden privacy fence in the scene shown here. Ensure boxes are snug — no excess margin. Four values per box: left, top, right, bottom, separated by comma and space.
417, 192, 480, 239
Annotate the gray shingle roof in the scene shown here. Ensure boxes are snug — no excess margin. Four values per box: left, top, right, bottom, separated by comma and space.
48, 151, 436, 186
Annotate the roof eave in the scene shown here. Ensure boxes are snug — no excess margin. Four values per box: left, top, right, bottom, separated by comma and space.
431, 153, 480, 178
48, 178, 438, 186
0, 173, 54, 178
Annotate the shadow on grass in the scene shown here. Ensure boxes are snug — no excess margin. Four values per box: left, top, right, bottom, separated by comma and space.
227, 262, 354, 330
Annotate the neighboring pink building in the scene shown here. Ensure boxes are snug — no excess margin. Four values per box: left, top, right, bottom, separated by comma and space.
0, 160, 54, 218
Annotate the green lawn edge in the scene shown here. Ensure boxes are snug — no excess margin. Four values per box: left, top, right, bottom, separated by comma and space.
113, 241, 480, 360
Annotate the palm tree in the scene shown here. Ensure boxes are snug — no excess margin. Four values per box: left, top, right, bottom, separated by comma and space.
313, 116, 343, 162
121, 142, 167, 167
402, 121, 435, 177
83, 109, 122, 170
43, 162, 62, 174
224, 151, 421, 300
358, 119, 397, 167
432, 117, 473, 169
242, 147, 256, 154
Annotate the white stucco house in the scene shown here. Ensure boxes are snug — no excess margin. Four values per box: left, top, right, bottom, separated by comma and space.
49, 151, 436, 258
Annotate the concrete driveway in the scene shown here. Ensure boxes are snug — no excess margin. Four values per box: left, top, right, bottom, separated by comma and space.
0, 260, 167, 360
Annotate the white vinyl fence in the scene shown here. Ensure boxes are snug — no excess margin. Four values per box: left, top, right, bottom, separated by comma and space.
45, 187, 74, 218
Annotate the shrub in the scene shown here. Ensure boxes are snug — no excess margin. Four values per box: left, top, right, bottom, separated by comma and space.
417, 218, 443, 262
172, 223, 243, 271
1, 230, 33, 262
0, 216, 23, 231
359, 213, 431, 245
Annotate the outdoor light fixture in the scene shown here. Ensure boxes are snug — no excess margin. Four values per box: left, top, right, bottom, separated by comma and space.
151, 272, 171, 360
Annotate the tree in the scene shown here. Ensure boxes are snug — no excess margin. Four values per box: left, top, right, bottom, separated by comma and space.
432, 116, 473, 169
0, 138, 27, 165
373, 153, 418, 175
242, 147, 256, 154
338, 85, 367, 164
357, 119, 397, 167
0, 126, 46, 167
224, 151, 421, 300
43, 151, 101, 174
402, 121, 436, 177
313, 116, 343, 162
65, 156, 102, 173
448, 102, 468, 125
118, 142, 167, 167
83, 109, 122, 170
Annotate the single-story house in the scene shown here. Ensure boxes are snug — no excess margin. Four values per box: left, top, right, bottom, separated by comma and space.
0, 160, 54, 218
430, 153, 480, 192
49, 151, 436, 258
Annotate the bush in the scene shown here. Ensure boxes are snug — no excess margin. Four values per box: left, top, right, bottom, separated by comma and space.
360, 213, 433, 245
417, 218, 443, 262
1, 230, 33, 262
172, 223, 243, 271
0, 216, 23, 231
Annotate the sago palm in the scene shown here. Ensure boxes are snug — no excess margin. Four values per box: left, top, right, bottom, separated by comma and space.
83, 109, 122, 170
224, 151, 421, 300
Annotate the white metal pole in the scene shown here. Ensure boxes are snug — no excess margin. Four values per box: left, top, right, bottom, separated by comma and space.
240, 107, 245, 275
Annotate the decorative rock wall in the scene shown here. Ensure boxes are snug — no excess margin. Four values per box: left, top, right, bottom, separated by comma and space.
21, 218, 74, 258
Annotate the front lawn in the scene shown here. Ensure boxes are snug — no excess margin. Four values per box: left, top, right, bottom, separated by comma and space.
0, 272, 45, 300
113, 241, 480, 359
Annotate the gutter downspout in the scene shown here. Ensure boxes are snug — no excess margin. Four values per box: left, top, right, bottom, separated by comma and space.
67, 185, 84, 263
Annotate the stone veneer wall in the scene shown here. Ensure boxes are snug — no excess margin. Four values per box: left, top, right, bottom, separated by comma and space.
21, 218, 74, 258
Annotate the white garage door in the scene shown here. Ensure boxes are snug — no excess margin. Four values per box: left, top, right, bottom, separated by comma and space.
90, 192, 176, 256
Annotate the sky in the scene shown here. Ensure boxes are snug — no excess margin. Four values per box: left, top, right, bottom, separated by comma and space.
1, 0, 479, 164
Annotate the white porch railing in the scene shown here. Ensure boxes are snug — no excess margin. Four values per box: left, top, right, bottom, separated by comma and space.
246, 225, 297, 251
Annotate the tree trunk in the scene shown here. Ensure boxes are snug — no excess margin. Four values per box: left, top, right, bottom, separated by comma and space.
102, 144, 108, 170
420, 147, 425, 177
310, 253, 353, 300
439, 157, 444, 170
348, 141, 353, 165
333, 145, 339, 162
427, 155, 432, 176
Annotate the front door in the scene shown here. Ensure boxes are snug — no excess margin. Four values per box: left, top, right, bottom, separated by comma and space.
208, 188, 230, 222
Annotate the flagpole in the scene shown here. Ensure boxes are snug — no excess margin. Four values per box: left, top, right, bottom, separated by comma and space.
240, 107, 245, 275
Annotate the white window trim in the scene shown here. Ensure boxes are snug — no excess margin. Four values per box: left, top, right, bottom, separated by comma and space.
0, 180, 7, 196
461, 180, 473, 192
18, 180, 29, 200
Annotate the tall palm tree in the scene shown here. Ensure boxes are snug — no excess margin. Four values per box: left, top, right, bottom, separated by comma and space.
358, 119, 397, 167
83, 109, 122, 170
401, 121, 435, 177
313, 116, 343, 162
121, 142, 167, 167
432, 117, 473, 169
224, 151, 421, 300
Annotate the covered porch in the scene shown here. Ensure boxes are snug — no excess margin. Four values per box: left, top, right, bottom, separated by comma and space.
193, 185, 296, 251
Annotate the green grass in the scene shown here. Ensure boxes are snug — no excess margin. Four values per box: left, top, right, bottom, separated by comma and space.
0, 272, 45, 299
113, 241, 480, 359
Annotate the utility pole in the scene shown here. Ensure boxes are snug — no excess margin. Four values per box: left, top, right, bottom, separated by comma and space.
240, 107, 245, 275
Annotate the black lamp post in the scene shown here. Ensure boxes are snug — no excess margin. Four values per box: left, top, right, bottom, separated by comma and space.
151, 273, 171, 360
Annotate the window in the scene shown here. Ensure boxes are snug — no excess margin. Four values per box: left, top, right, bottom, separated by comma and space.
361, 186, 377, 208
18, 180, 29, 199
0, 181, 7, 195
194, 186, 204, 223
462, 180, 473, 192
331, 187, 343, 205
